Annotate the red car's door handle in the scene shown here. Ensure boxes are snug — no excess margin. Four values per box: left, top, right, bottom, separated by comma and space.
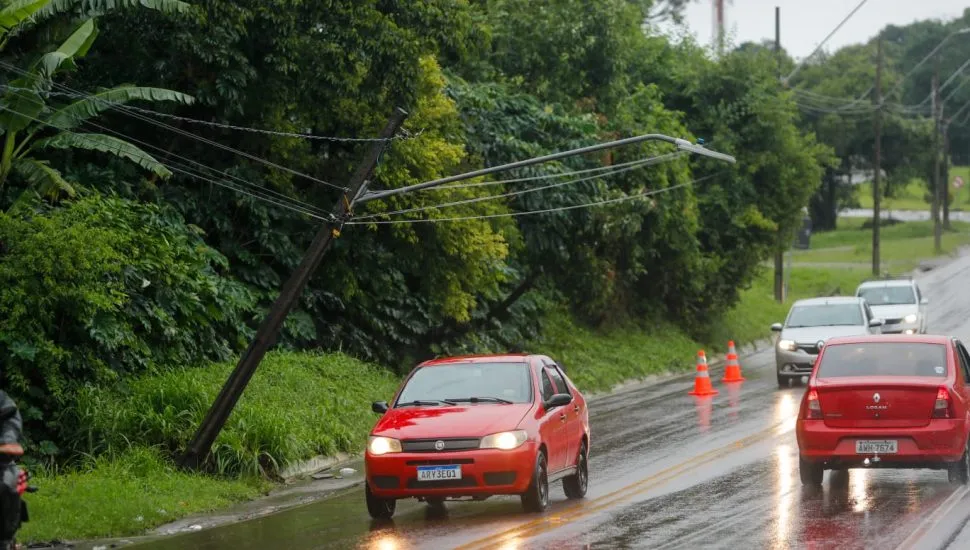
559, 413, 567, 422
573, 405, 580, 413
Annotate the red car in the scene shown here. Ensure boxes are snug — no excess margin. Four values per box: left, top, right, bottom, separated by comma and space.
796, 334, 970, 485
364, 354, 590, 519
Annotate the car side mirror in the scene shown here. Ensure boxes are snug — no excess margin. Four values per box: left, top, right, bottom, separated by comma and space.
372, 401, 389, 414
771, 323, 783, 332
921, 298, 929, 305
544, 393, 572, 409
869, 318, 884, 328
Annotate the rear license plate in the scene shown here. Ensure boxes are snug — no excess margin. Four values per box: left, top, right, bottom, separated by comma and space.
855, 440, 898, 454
416, 465, 462, 481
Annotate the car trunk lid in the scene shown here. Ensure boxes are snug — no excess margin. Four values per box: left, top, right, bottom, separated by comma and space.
816, 377, 942, 428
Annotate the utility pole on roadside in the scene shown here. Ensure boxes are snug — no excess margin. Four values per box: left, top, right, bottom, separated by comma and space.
773, 5, 786, 303
179, 108, 410, 470
933, 55, 943, 254
944, 119, 952, 230
872, 38, 883, 277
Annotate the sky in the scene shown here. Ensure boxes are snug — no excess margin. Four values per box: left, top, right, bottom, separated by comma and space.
663, 0, 968, 60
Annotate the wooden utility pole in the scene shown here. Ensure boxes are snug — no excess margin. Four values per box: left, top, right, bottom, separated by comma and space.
933, 55, 943, 254
872, 38, 883, 277
773, 6, 785, 302
944, 120, 951, 230
179, 108, 409, 470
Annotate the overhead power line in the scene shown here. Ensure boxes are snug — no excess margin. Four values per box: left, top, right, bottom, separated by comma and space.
784, 0, 871, 84
0, 84, 423, 143
0, 61, 349, 192
0, 101, 336, 222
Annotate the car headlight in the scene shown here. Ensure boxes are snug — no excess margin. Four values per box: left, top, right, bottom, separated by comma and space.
778, 339, 796, 352
480, 430, 528, 450
368, 436, 402, 455
904, 314, 918, 324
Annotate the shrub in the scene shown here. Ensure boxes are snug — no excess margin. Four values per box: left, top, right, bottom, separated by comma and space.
64, 352, 401, 476
0, 196, 256, 455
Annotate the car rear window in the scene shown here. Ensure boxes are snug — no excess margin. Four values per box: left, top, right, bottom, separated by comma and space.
816, 342, 948, 378
396, 362, 533, 404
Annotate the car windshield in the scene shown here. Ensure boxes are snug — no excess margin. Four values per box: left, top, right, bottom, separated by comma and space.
857, 285, 916, 306
395, 362, 533, 405
786, 303, 864, 328
817, 342, 948, 378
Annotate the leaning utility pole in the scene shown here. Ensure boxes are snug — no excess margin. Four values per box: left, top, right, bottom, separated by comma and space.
773, 6, 785, 302
179, 108, 410, 470
933, 55, 943, 254
872, 38, 883, 277
178, 118, 737, 469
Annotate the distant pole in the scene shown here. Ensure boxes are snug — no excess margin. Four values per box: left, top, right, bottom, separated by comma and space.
872, 38, 883, 276
933, 55, 943, 254
179, 108, 409, 470
774, 6, 785, 302
943, 120, 951, 230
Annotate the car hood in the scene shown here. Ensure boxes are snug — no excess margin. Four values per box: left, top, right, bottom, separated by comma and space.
781, 325, 869, 344
371, 404, 533, 439
869, 304, 918, 320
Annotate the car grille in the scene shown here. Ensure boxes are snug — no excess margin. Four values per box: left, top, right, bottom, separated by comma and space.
796, 344, 820, 354
406, 458, 475, 466
401, 438, 481, 453
885, 318, 903, 325
406, 477, 478, 489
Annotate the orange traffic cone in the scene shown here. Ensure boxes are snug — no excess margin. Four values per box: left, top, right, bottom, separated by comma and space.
722, 340, 745, 382
688, 350, 719, 396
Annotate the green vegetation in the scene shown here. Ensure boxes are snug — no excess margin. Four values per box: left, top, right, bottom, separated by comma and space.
20, 447, 266, 542
855, 175, 970, 212
794, 219, 970, 270
3, 0, 970, 544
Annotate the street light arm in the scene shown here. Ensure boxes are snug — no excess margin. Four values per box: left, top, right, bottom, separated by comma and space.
357, 133, 736, 204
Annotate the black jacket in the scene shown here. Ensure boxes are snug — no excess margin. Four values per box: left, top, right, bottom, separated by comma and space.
0, 392, 21, 446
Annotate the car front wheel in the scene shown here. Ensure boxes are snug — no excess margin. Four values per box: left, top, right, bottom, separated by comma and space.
365, 482, 396, 519
521, 450, 549, 513
563, 441, 589, 499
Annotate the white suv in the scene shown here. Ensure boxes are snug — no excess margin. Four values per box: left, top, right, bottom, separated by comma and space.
854, 278, 928, 334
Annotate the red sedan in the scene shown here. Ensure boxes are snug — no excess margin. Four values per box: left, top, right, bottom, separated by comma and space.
364, 354, 590, 519
796, 334, 970, 485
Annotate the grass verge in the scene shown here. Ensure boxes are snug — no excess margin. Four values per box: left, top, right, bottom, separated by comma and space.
855, 170, 970, 212
21, 217, 967, 544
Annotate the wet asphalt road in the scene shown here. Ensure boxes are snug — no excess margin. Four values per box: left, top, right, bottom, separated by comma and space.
127, 253, 970, 550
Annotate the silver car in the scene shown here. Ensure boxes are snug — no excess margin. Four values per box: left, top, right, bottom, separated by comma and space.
770, 296, 884, 388
854, 278, 929, 334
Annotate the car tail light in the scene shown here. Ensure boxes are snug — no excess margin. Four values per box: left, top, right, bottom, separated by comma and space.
806, 389, 822, 420
933, 387, 953, 419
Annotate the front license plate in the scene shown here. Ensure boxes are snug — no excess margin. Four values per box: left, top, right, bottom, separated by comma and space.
856, 440, 898, 454
417, 465, 462, 481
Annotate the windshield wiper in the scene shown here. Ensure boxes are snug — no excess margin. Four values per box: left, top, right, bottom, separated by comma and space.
445, 396, 514, 404
396, 399, 456, 407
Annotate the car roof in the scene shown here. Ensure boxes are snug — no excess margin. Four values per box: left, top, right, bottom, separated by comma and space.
857, 279, 914, 289
823, 334, 950, 346
793, 296, 864, 307
419, 354, 534, 367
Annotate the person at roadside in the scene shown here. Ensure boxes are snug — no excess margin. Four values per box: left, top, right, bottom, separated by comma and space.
0, 391, 23, 550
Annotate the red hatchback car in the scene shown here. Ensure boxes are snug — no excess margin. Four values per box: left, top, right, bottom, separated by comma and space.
364, 354, 590, 519
796, 335, 970, 485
